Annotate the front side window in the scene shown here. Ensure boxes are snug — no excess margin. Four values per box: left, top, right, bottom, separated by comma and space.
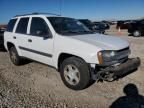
16, 18, 29, 34
48, 17, 92, 36
6, 19, 17, 32
30, 17, 49, 36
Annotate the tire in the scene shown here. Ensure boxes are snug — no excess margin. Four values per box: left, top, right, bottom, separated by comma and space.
60, 57, 90, 90
9, 47, 22, 66
133, 30, 141, 37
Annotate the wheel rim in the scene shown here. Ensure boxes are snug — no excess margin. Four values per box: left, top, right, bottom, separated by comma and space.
64, 64, 80, 85
10, 51, 17, 63
134, 31, 140, 37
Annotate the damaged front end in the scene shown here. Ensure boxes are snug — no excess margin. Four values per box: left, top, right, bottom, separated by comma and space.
95, 58, 140, 81
90, 47, 141, 81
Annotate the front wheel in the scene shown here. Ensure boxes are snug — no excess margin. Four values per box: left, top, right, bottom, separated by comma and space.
60, 57, 90, 90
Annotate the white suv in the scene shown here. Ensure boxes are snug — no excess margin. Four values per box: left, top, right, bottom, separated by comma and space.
4, 13, 140, 90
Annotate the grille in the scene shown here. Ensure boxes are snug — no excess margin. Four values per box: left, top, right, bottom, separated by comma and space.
116, 47, 130, 61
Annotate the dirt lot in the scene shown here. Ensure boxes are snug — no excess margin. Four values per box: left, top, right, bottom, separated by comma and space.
0, 27, 144, 108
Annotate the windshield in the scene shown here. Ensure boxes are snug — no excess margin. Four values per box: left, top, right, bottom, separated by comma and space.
80, 20, 93, 26
79, 20, 95, 30
48, 17, 93, 35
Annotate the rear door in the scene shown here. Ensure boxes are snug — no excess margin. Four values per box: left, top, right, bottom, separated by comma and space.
14, 17, 31, 57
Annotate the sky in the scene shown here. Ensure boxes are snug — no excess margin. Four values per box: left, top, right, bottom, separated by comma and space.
0, 0, 144, 24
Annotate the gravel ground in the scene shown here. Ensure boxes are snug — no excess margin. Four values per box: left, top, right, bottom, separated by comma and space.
0, 28, 144, 108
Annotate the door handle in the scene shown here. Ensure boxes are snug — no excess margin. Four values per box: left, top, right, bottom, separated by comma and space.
28, 39, 32, 42
13, 36, 16, 39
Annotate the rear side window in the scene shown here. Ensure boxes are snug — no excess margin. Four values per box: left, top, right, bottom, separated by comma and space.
16, 18, 29, 34
6, 19, 17, 32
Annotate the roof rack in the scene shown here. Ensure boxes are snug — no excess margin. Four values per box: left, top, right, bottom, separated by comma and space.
14, 12, 61, 17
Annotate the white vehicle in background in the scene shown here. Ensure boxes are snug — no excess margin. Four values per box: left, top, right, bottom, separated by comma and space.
4, 13, 140, 90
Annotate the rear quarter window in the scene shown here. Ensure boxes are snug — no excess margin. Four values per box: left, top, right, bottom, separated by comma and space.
16, 17, 29, 34
6, 19, 17, 32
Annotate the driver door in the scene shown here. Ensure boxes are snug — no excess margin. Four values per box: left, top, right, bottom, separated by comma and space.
26, 17, 54, 66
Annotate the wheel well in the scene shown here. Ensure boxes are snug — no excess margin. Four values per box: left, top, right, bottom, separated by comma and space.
7, 42, 15, 51
58, 53, 84, 72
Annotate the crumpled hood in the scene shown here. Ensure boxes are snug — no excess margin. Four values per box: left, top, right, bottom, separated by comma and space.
70, 33, 129, 50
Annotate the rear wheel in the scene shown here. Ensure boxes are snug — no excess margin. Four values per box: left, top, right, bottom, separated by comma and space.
60, 57, 90, 90
9, 47, 22, 66
133, 30, 141, 37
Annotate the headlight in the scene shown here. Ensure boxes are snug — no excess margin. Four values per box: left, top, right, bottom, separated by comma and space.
97, 50, 117, 64
102, 51, 116, 58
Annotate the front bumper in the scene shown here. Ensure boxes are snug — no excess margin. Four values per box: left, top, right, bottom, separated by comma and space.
111, 57, 140, 76
95, 57, 140, 80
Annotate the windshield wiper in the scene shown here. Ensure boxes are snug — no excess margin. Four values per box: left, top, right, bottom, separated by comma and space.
80, 30, 94, 34
61, 30, 81, 34
60, 30, 94, 34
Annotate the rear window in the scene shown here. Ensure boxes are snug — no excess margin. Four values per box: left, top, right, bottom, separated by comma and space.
16, 17, 29, 34
6, 19, 17, 32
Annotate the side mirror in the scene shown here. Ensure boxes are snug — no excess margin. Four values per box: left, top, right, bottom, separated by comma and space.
43, 34, 50, 40
43, 33, 52, 40
35, 30, 52, 39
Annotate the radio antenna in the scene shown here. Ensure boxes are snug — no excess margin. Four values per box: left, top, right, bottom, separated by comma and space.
59, 0, 62, 16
